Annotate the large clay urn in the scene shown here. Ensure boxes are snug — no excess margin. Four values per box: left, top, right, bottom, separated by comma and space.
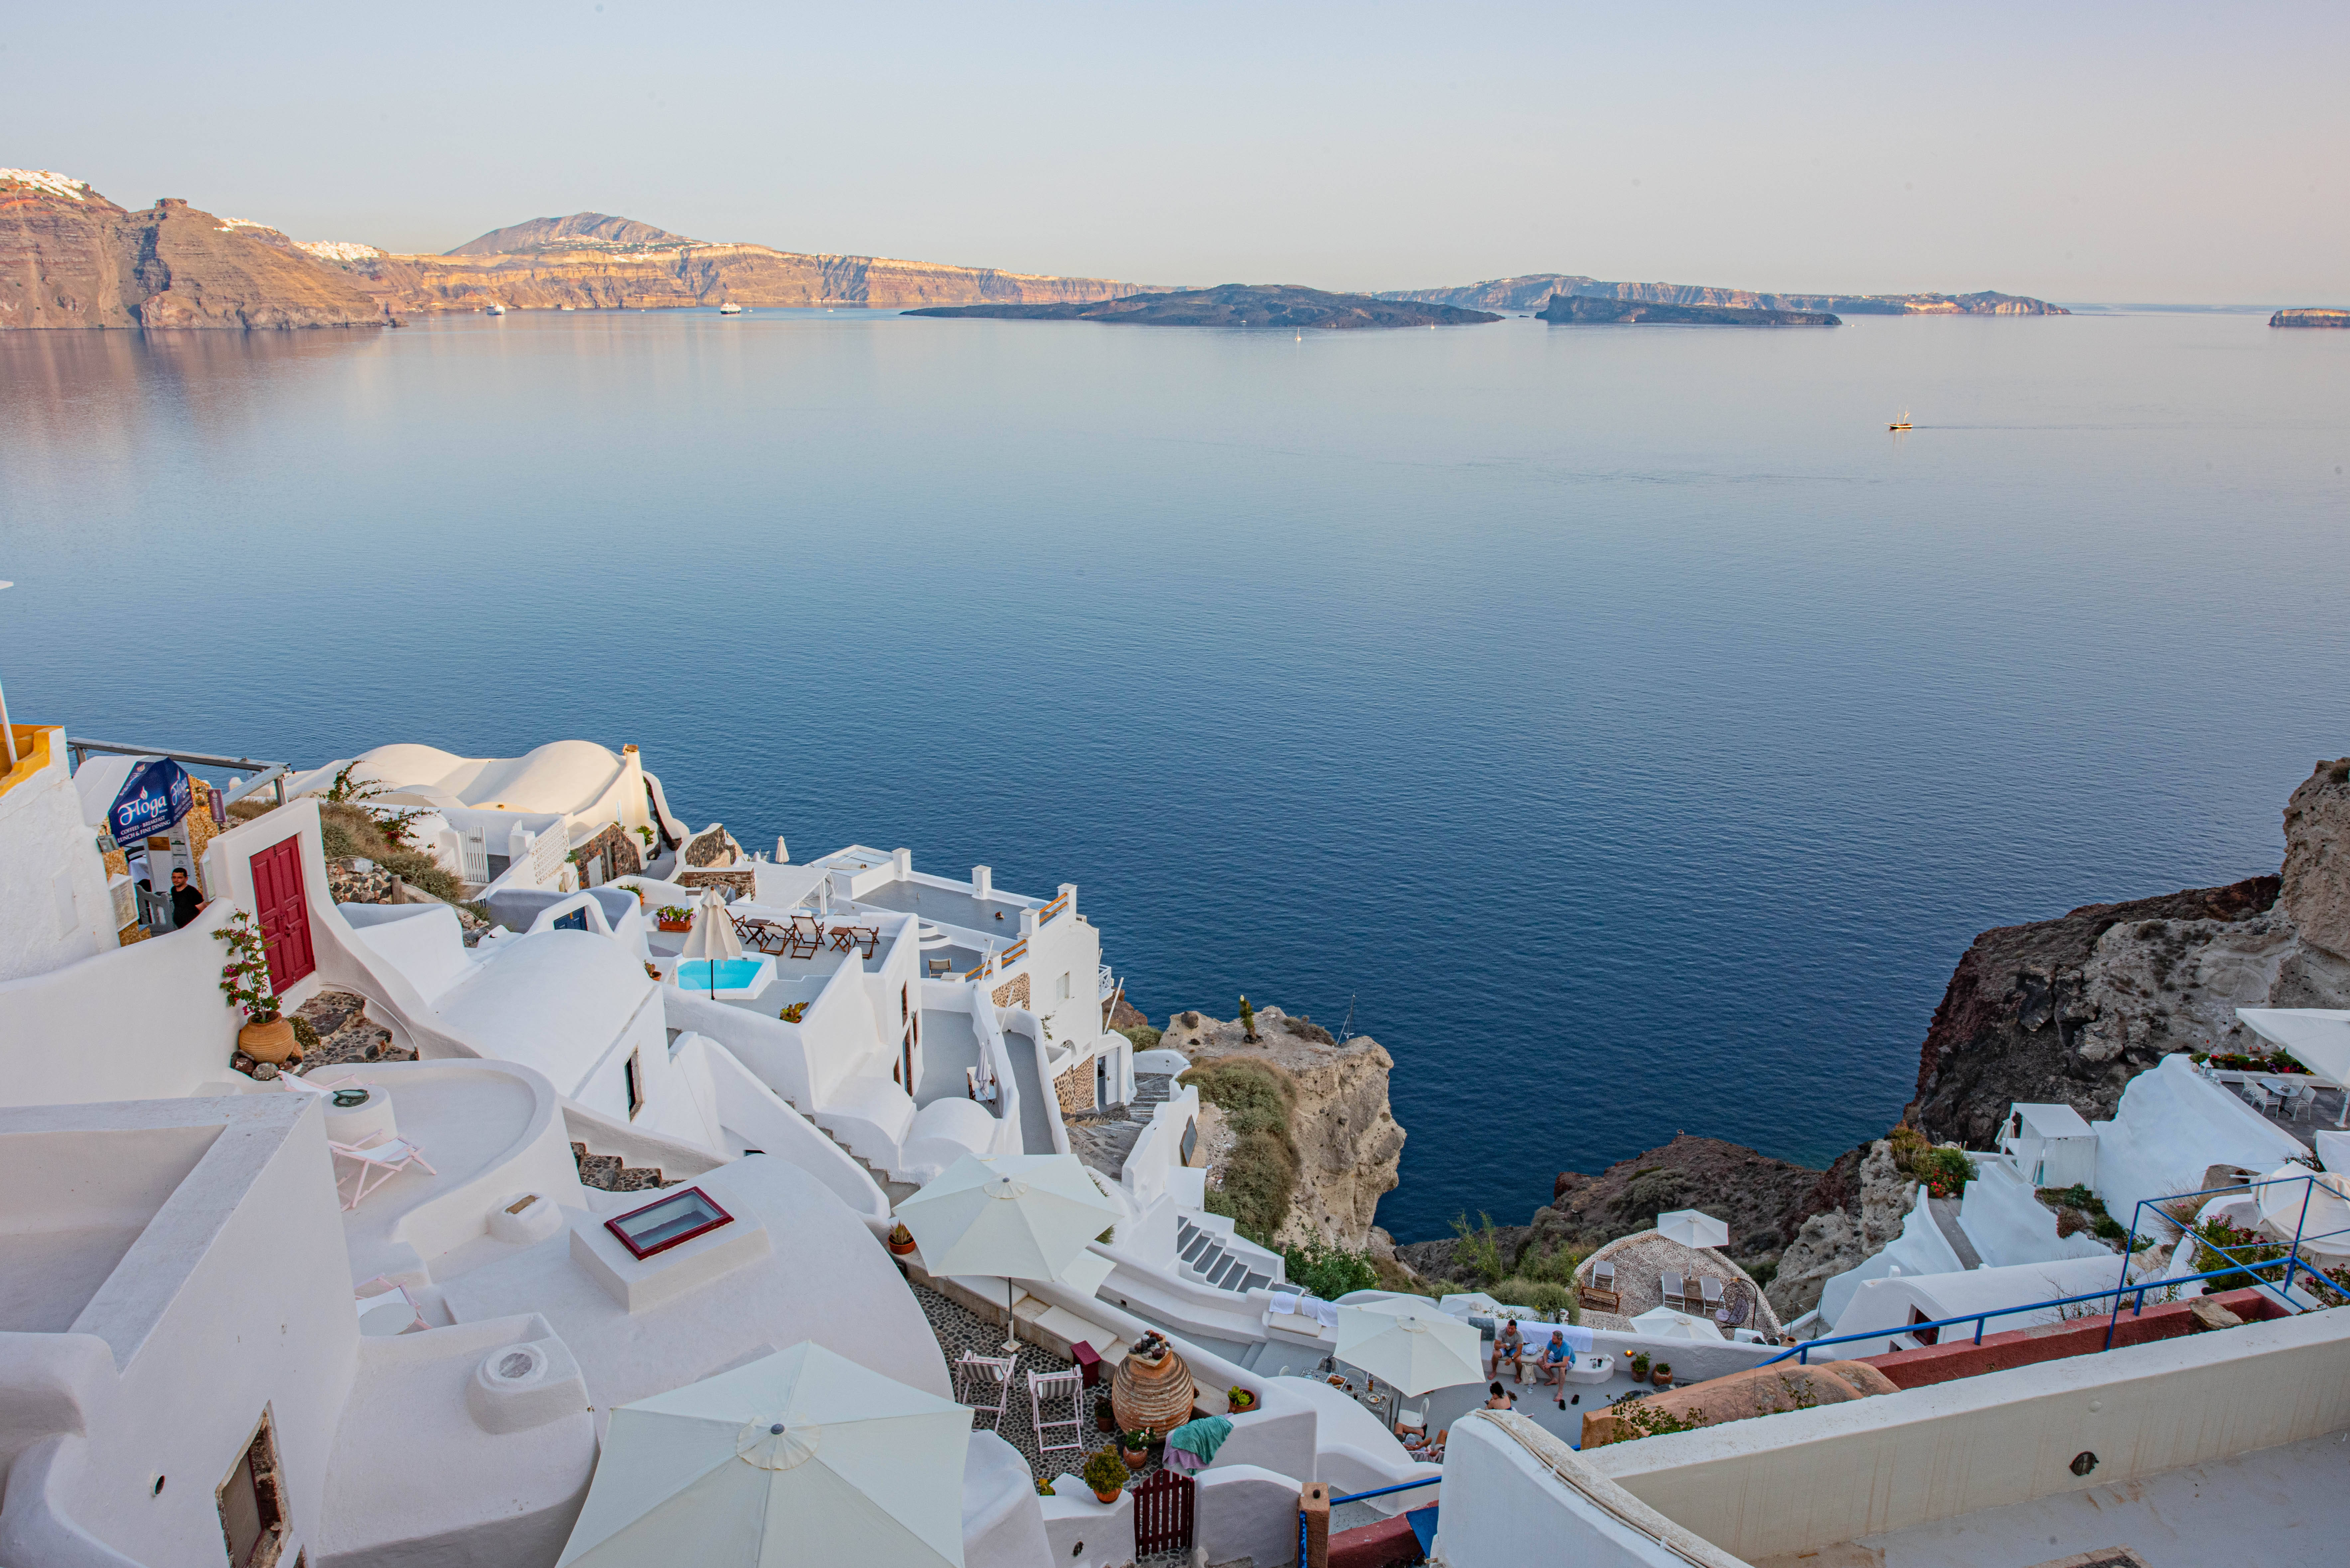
1110, 1336, 1195, 1437
239, 1014, 298, 1065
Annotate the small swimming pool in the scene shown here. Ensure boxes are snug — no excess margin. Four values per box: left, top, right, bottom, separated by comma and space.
670, 957, 773, 997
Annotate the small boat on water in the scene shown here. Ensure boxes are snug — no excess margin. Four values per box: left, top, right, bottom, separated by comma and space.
1888, 409, 1912, 431
484, 302, 506, 316
718, 302, 745, 316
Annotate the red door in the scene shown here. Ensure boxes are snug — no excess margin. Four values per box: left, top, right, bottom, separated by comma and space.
250, 838, 316, 993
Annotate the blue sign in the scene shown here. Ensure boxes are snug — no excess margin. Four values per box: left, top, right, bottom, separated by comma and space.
109, 758, 194, 845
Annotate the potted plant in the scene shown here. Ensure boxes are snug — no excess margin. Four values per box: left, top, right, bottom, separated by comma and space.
887, 1222, 917, 1257
617, 881, 646, 909
1120, 1430, 1151, 1470
1629, 1352, 1652, 1384
1227, 1385, 1257, 1413
216, 912, 297, 1064
779, 1002, 807, 1023
656, 904, 693, 933
1082, 1448, 1129, 1504
1651, 1363, 1673, 1390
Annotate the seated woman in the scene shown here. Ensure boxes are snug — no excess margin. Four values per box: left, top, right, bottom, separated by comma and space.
1482, 1381, 1516, 1411
1493, 1318, 1527, 1381
1406, 1427, 1447, 1463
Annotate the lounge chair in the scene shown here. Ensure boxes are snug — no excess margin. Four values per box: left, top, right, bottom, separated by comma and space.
1660, 1272, 1688, 1312
849, 925, 880, 958
1028, 1367, 1085, 1458
1699, 1276, 1725, 1312
331, 1134, 438, 1211
786, 915, 824, 959
927, 957, 953, 978
954, 1352, 1015, 1433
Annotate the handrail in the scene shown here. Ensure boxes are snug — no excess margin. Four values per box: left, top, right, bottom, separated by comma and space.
1762, 1171, 2346, 1366
1301, 1476, 1443, 1568
65, 736, 291, 804
1039, 892, 1070, 923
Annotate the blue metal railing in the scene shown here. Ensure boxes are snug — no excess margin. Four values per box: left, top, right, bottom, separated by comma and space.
1298, 1477, 1440, 1565
1761, 1170, 2347, 1367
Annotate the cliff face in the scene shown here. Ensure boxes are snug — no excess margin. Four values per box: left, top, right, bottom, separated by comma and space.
1158, 1006, 1404, 1251
2271, 309, 2350, 328
0, 171, 391, 329
1537, 294, 1838, 327
1383, 273, 2066, 317
908, 284, 1498, 330
1908, 759, 2350, 1147
446, 212, 694, 256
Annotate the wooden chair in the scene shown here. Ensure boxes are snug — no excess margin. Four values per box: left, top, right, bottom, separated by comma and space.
954, 1352, 1016, 1433
1578, 1284, 1621, 1313
785, 915, 823, 959
848, 924, 880, 958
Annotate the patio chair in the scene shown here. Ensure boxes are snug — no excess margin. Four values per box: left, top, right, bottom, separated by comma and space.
928, 957, 953, 978
732, 915, 783, 955
954, 1352, 1016, 1433
1660, 1272, 1688, 1312
786, 915, 824, 959
1590, 1259, 1616, 1292
331, 1133, 438, 1211
1029, 1367, 1085, 1458
1393, 1395, 1429, 1441
1699, 1276, 1725, 1312
354, 1274, 426, 1335
1715, 1289, 1751, 1330
848, 924, 880, 958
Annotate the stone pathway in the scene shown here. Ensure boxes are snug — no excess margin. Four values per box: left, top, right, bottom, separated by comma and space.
291, 989, 410, 1072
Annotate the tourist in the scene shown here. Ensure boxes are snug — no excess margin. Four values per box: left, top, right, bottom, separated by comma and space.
1494, 1318, 1526, 1381
1537, 1333, 1572, 1394
1483, 1382, 1515, 1411
1407, 1427, 1446, 1462
169, 867, 205, 929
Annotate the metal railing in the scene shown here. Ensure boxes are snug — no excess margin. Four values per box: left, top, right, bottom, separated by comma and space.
65, 737, 290, 805
1299, 1478, 1439, 1568
1763, 1170, 2347, 1367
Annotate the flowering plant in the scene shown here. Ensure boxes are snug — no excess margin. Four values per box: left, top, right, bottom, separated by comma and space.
214, 910, 280, 1022
656, 905, 693, 923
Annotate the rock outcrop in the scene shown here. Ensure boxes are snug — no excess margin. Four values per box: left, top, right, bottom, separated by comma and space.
1764, 1140, 1910, 1321
1382, 274, 2066, 317
446, 212, 695, 256
1157, 1005, 1404, 1250
0, 171, 392, 329
1908, 760, 2350, 1147
2270, 309, 2350, 328
1537, 293, 1839, 327
907, 284, 1500, 330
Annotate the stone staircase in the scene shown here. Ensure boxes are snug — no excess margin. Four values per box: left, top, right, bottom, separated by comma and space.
289, 990, 410, 1073
570, 1140, 668, 1193
1064, 1072, 1176, 1181
832, 1135, 918, 1206
1176, 1214, 1273, 1293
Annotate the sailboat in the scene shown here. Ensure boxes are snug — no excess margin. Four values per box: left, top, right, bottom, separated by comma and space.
1888, 410, 1912, 431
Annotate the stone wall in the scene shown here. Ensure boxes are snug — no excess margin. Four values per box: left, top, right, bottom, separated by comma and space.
571, 821, 644, 886
683, 826, 741, 868
1054, 1060, 1095, 1115
677, 867, 755, 901
991, 973, 1031, 1010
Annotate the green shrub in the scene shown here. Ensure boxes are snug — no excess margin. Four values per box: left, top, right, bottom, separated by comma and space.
2093, 1215, 2127, 1241
1081, 1448, 1129, 1495
2042, 1184, 2099, 1211
1184, 1057, 1299, 1245
1449, 1212, 1508, 1284
1118, 1023, 1163, 1051
1746, 1259, 1779, 1287
1282, 1239, 1378, 1300
1239, 994, 1257, 1041
1518, 1241, 1587, 1288
1487, 1278, 1575, 1321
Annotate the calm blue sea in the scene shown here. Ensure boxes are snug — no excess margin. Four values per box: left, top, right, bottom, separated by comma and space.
3, 309, 2345, 1240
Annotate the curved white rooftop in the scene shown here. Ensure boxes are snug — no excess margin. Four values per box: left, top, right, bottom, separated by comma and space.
289, 740, 635, 819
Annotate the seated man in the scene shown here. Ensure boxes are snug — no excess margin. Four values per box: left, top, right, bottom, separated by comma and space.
1536, 1332, 1573, 1389
1493, 1318, 1526, 1381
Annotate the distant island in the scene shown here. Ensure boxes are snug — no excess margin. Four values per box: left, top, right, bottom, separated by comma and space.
1537, 294, 1839, 327
904, 284, 1500, 330
2271, 308, 2349, 328
1385, 273, 2066, 317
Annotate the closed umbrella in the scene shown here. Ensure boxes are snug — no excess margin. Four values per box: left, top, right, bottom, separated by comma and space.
682, 887, 742, 998
1627, 1306, 1726, 1342
1655, 1210, 1731, 1250
895, 1153, 1122, 1352
1333, 1305, 1485, 1397
555, 1341, 971, 1568
2255, 1165, 2350, 1258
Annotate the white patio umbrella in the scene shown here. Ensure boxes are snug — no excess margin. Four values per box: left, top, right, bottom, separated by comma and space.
555, 1341, 970, 1568
1655, 1209, 1732, 1250
1627, 1306, 1726, 1342
1333, 1304, 1485, 1397
2255, 1164, 2350, 1258
894, 1153, 1121, 1351
681, 887, 742, 999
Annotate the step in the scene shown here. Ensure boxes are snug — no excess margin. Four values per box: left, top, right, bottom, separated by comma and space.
570, 1140, 665, 1193
1182, 1232, 1217, 1264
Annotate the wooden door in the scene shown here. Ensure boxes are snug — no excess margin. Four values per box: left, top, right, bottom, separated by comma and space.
1132, 1469, 1194, 1556
249, 839, 315, 993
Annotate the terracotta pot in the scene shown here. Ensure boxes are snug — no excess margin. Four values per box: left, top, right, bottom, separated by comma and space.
1092, 1488, 1121, 1505
238, 1015, 297, 1065
1120, 1448, 1147, 1469
658, 919, 691, 933
1229, 1391, 1256, 1413
888, 1237, 916, 1257
1111, 1345, 1196, 1437
1651, 1372, 1673, 1390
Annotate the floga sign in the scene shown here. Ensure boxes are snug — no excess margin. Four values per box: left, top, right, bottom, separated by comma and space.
107, 758, 194, 846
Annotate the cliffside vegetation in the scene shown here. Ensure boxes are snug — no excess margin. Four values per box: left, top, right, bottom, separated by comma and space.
1181, 1057, 1298, 1245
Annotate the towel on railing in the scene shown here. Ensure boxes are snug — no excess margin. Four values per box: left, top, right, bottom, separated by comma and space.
1166, 1416, 1233, 1467
1271, 1291, 1340, 1328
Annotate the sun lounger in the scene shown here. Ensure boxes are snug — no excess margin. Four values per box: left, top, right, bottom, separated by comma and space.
848, 925, 879, 958
785, 915, 824, 959
331, 1134, 438, 1210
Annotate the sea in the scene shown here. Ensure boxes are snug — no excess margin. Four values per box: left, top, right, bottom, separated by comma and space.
3, 307, 2345, 1242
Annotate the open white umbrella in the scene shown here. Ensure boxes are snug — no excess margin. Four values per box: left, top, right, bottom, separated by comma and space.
555, 1341, 971, 1568
895, 1153, 1121, 1351
1627, 1306, 1726, 1342
1334, 1304, 1485, 1397
1655, 1209, 1731, 1250
681, 887, 743, 999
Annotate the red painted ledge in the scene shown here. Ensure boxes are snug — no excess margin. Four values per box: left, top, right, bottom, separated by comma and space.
1856, 1286, 2290, 1389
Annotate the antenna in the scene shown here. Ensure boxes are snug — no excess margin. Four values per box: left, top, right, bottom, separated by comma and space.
1339, 993, 1356, 1042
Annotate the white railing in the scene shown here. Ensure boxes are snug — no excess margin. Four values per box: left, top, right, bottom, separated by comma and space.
1098, 964, 1117, 1001
525, 826, 569, 889
459, 825, 489, 886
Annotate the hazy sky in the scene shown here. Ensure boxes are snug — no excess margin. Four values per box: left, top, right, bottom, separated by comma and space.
5, 2, 2342, 301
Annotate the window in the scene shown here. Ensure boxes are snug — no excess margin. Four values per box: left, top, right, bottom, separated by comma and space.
624, 1051, 644, 1119
217, 1408, 287, 1568
1057, 971, 1072, 1002
1907, 1306, 1939, 1346
1181, 1118, 1199, 1166
605, 1186, 734, 1259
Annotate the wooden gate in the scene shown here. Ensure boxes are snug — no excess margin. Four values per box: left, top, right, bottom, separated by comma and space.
1132, 1468, 1194, 1557
249, 838, 315, 993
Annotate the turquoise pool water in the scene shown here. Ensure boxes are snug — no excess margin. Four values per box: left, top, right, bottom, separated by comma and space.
672, 958, 768, 992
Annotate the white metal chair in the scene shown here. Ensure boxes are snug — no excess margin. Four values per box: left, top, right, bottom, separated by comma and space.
954, 1352, 1016, 1433
330, 1134, 438, 1210
1699, 1276, 1725, 1312
1393, 1395, 1429, 1440
1028, 1367, 1085, 1459
1660, 1271, 1688, 1311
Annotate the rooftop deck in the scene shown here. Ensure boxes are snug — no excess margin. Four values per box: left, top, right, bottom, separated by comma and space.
1576, 1232, 1785, 1340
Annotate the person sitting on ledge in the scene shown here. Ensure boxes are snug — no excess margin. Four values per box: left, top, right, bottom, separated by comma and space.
1483, 1381, 1516, 1411
1494, 1319, 1526, 1381
1537, 1333, 1573, 1391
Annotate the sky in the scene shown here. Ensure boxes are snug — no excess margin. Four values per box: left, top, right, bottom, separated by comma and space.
4, 1, 2343, 303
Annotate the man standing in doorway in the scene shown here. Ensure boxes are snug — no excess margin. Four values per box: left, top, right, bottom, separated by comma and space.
169, 867, 205, 930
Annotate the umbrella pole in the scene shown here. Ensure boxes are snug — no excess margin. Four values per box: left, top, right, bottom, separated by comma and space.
1005, 1277, 1020, 1356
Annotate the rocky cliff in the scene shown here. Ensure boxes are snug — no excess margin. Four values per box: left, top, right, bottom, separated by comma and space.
0, 171, 391, 329
1157, 1005, 1405, 1251
1383, 273, 2066, 317
446, 212, 695, 256
1907, 758, 2350, 1147
907, 284, 1498, 330
2270, 309, 2350, 328
1537, 294, 1839, 327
